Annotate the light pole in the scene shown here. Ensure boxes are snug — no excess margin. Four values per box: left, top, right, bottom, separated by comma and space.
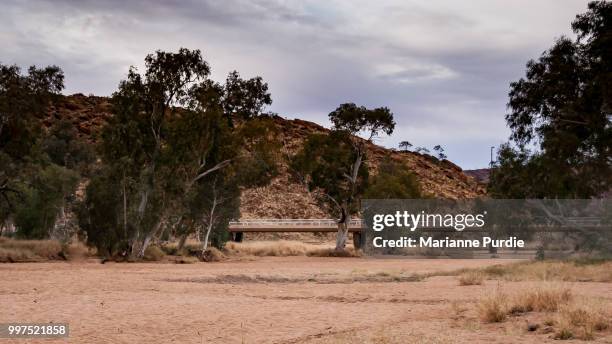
490, 146, 495, 166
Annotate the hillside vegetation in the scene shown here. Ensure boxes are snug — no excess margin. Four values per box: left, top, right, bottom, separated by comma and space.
48, 94, 485, 220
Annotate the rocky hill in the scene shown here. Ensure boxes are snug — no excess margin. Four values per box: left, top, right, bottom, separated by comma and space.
48, 94, 485, 219
464, 168, 491, 185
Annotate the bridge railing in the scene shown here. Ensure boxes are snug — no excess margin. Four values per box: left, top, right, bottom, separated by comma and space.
228, 219, 363, 228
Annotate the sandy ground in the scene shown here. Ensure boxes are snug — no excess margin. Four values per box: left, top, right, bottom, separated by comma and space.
1, 257, 611, 344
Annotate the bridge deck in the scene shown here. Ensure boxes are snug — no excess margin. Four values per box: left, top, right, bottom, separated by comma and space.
228, 219, 363, 233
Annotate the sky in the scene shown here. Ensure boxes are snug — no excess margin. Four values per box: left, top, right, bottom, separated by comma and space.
0, 0, 590, 169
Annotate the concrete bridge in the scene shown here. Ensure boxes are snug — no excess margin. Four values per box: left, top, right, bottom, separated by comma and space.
228, 219, 364, 247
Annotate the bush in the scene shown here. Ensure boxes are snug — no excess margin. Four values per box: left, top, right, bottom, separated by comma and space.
62, 242, 91, 261
478, 291, 507, 323
554, 300, 609, 340
458, 271, 484, 286
0, 238, 63, 262
143, 245, 165, 261
510, 287, 572, 313
200, 247, 225, 262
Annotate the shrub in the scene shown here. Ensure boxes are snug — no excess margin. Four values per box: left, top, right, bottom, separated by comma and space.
200, 247, 225, 262
512, 287, 572, 313
0, 238, 63, 262
143, 245, 165, 261
62, 242, 91, 261
458, 271, 484, 286
554, 300, 609, 340
478, 291, 507, 323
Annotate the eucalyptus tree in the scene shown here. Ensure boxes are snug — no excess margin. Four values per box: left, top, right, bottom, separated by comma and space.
84, 48, 277, 258
292, 103, 395, 250
490, 1, 612, 198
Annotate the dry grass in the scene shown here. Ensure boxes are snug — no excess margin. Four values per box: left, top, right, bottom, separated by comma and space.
200, 247, 226, 262
173, 256, 199, 264
143, 245, 166, 261
0, 237, 63, 262
305, 326, 453, 344
479, 286, 573, 323
478, 290, 508, 323
478, 260, 612, 282
224, 240, 361, 257
458, 271, 484, 286
477, 285, 610, 340
63, 242, 92, 261
553, 299, 610, 340
160, 239, 202, 256
509, 286, 572, 314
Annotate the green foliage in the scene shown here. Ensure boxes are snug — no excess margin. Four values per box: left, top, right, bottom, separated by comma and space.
0, 64, 64, 219
491, 1, 611, 198
14, 164, 79, 239
328, 103, 395, 138
223, 70, 272, 126
82, 48, 277, 256
292, 103, 395, 249
76, 169, 125, 257
398, 141, 412, 151
292, 131, 368, 215
42, 119, 95, 172
433, 145, 447, 160
0, 63, 85, 241
364, 159, 421, 199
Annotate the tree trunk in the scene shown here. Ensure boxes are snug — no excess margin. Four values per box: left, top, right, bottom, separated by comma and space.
177, 232, 188, 251
335, 207, 349, 251
122, 176, 128, 239
137, 220, 163, 258
335, 221, 349, 250
201, 180, 218, 254
202, 222, 213, 253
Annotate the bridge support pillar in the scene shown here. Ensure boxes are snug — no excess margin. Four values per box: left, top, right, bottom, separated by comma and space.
232, 232, 243, 243
353, 232, 363, 250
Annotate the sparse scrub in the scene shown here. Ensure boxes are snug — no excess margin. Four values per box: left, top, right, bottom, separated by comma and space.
458, 271, 484, 286
224, 240, 310, 256
223, 240, 360, 257
62, 242, 91, 261
554, 299, 610, 340
467, 260, 612, 283
476, 285, 611, 340
143, 245, 165, 261
480, 286, 572, 322
0, 247, 35, 262
478, 290, 507, 323
509, 286, 572, 313
174, 256, 199, 264
200, 247, 226, 262
0, 237, 63, 262
307, 247, 361, 258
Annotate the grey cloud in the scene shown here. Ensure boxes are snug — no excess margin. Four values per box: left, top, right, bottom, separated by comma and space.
0, 0, 589, 168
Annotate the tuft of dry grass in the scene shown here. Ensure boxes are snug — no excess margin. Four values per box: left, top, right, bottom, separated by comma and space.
553, 299, 610, 340
458, 271, 484, 286
224, 240, 361, 257
0, 247, 35, 262
479, 286, 573, 323
478, 290, 507, 323
143, 245, 165, 261
174, 256, 199, 264
0, 238, 63, 262
200, 247, 226, 262
307, 247, 361, 258
63, 242, 91, 261
509, 286, 572, 314
478, 260, 612, 282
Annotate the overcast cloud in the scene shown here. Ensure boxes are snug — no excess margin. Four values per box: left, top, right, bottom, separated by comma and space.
0, 0, 589, 168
